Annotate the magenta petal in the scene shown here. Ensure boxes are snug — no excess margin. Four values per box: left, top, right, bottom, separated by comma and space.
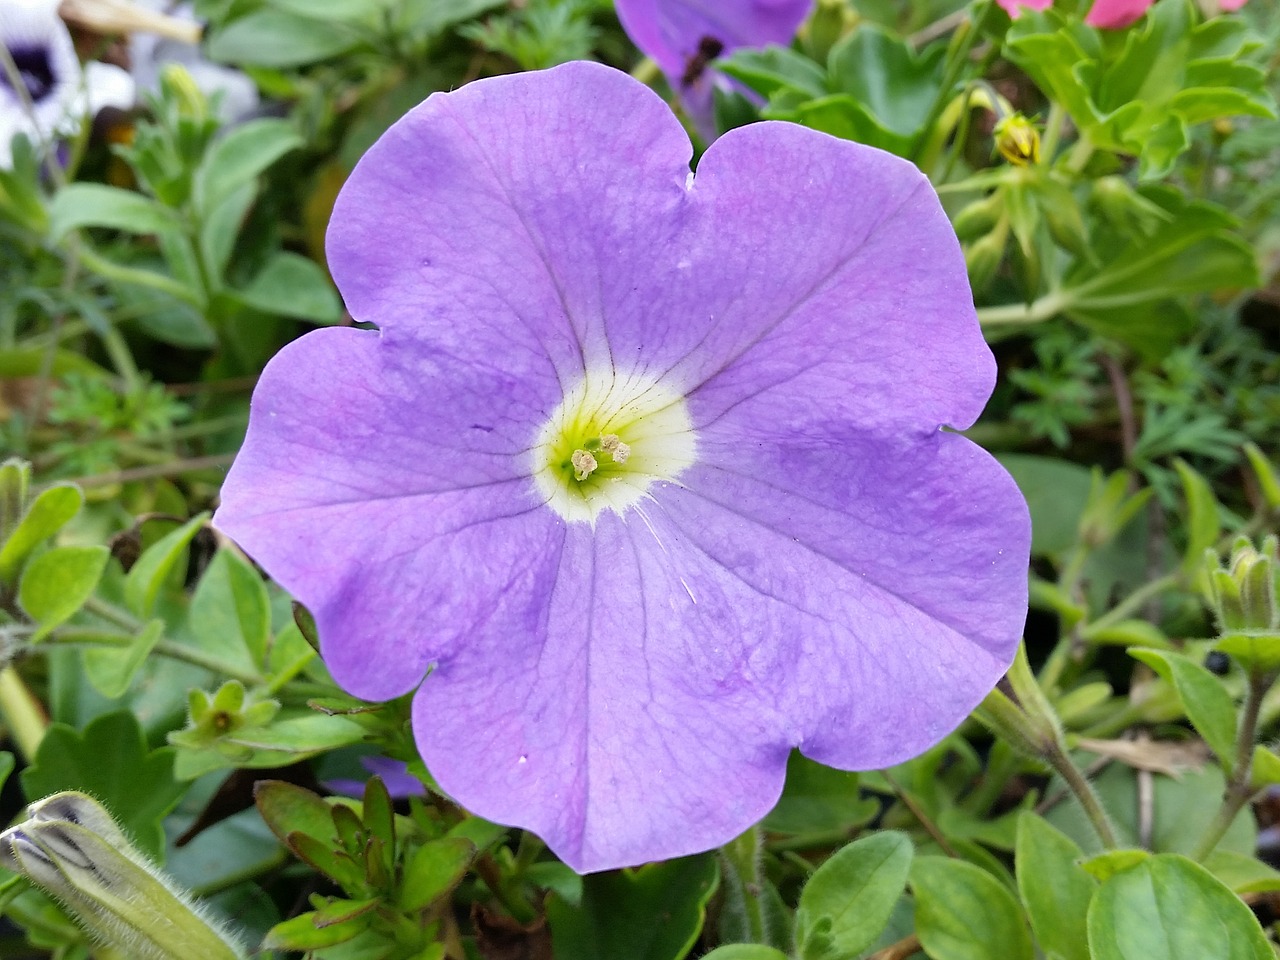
996, 0, 1053, 16
1084, 0, 1154, 27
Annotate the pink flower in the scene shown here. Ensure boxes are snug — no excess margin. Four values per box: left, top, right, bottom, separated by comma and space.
997, 0, 1247, 29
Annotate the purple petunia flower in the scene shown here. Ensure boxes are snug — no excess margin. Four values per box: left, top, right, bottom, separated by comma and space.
324, 756, 428, 800
215, 61, 1030, 873
616, 0, 813, 131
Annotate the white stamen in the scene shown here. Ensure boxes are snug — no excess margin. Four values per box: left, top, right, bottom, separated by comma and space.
600, 434, 630, 464
571, 449, 598, 481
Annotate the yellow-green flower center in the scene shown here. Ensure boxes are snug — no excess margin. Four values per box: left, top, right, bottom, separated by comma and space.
533, 369, 696, 524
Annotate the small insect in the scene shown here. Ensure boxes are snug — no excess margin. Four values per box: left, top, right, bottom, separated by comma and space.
681, 35, 725, 88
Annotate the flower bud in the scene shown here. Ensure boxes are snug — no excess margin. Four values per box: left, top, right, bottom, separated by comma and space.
952, 190, 1004, 241
964, 219, 1008, 291
805, 0, 853, 62
0, 793, 245, 960
1203, 537, 1280, 677
994, 114, 1040, 166
0, 458, 32, 544
159, 64, 208, 123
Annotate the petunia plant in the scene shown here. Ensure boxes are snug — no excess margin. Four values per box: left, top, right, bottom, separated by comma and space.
1, 0, 1280, 957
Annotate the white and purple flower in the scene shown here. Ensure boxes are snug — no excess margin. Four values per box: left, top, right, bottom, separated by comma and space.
215, 62, 1030, 873
0, 0, 132, 167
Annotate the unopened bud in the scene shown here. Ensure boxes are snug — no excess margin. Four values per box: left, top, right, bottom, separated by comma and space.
0, 793, 245, 960
964, 220, 1008, 291
0, 458, 32, 544
159, 64, 207, 122
994, 114, 1040, 166
805, 0, 854, 62
1205, 538, 1278, 634
952, 190, 1005, 241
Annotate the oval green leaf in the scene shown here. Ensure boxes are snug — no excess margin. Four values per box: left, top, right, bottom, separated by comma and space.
0, 482, 83, 585
796, 831, 913, 960
911, 855, 1033, 960
18, 545, 108, 641
1087, 854, 1271, 960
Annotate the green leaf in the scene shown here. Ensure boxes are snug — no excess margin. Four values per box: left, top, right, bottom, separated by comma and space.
20, 711, 185, 860
1248, 746, 1280, 791
1128, 649, 1237, 766
910, 855, 1033, 960
795, 832, 912, 960
396, 0, 506, 38
0, 752, 13, 794
1173, 460, 1221, 575
718, 45, 828, 100
996, 455, 1093, 558
1087, 854, 1271, 960
397, 837, 476, 912
547, 855, 719, 960
207, 10, 362, 67
82, 619, 164, 698
47, 184, 178, 241
235, 251, 343, 323
785, 95, 914, 156
123, 513, 207, 618
193, 118, 303, 216
1203, 850, 1280, 894
287, 831, 366, 892
825, 26, 943, 142
268, 0, 382, 20
262, 909, 372, 950
0, 483, 83, 585
764, 751, 874, 834
198, 182, 255, 281
18, 545, 109, 642
701, 949, 789, 960
1015, 814, 1097, 960
254, 780, 336, 849
1082, 849, 1152, 883
223, 713, 366, 755
189, 549, 271, 671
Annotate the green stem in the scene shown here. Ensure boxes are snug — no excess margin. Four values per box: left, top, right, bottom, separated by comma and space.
1191, 672, 1270, 862
66, 452, 236, 490
1040, 100, 1066, 163
1045, 744, 1118, 849
97, 326, 142, 393
911, 2, 989, 166
165, 414, 248, 442
767, 827, 857, 854
881, 770, 958, 856
976, 291, 1070, 327
1083, 574, 1180, 638
52, 627, 265, 686
629, 57, 660, 84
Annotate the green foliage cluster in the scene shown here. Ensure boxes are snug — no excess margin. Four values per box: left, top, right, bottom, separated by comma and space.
1, 0, 1280, 958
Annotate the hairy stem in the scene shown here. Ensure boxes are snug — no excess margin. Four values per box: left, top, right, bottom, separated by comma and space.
1045, 744, 1118, 850
1192, 672, 1271, 862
